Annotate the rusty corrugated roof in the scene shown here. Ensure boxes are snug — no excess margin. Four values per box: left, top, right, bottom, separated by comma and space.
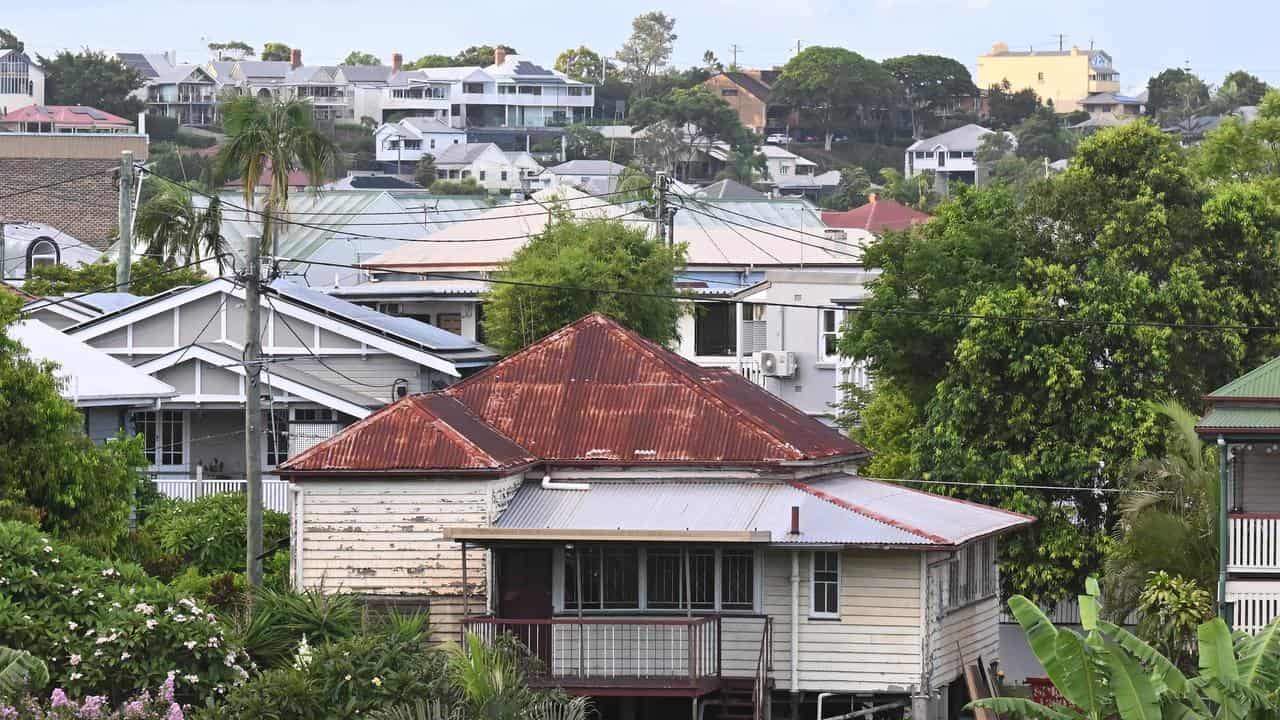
280, 393, 536, 473
281, 314, 867, 474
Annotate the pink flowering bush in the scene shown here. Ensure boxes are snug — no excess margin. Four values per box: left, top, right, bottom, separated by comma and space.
0, 675, 185, 719
0, 523, 249, 704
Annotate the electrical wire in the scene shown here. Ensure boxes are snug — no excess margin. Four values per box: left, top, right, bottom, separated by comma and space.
872, 477, 1171, 496
18, 255, 227, 316
261, 290, 399, 391
0, 166, 119, 200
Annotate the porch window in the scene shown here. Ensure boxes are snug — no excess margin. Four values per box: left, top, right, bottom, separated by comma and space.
941, 537, 999, 613
436, 313, 463, 335
694, 302, 736, 356
811, 551, 840, 617
134, 410, 184, 467
819, 308, 842, 363
293, 408, 336, 422
557, 546, 758, 613
463, 82, 485, 94
647, 548, 715, 610
721, 550, 755, 610
564, 546, 640, 610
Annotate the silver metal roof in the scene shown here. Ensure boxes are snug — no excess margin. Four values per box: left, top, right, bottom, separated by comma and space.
494, 475, 1032, 547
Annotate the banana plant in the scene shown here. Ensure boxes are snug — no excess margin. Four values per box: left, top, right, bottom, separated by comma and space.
0, 646, 49, 703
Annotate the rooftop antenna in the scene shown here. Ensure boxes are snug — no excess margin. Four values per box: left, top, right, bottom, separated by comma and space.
1053, 33, 1068, 52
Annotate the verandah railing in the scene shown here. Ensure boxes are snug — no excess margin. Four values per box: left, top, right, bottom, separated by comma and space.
1229, 514, 1280, 573
151, 478, 292, 514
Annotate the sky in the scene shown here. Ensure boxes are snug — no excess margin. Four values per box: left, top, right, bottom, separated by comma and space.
7, 0, 1278, 92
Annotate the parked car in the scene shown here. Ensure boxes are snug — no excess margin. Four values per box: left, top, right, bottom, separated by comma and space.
765, 133, 790, 145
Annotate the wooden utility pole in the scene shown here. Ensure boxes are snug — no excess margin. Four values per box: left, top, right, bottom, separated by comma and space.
655, 171, 669, 245
117, 151, 134, 291
244, 233, 264, 587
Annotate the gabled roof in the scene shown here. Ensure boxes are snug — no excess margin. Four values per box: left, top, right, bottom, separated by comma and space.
907, 124, 995, 152
434, 142, 502, 165
334, 64, 395, 84
282, 393, 536, 473
280, 313, 868, 474
717, 72, 772, 102
697, 178, 765, 200
1206, 356, 1280, 400
469, 474, 1033, 548
10, 320, 175, 407
400, 117, 464, 135
1, 105, 133, 129
822, 199, 931, 234
546, 160, 627, 176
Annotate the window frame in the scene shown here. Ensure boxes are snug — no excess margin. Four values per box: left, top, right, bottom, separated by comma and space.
818, 308, 842, 365
133, 409, 187, 471
693, 302, 737, 357
554, 545, 760, 615
27, 237, 60, 271
809, 550, 841, 619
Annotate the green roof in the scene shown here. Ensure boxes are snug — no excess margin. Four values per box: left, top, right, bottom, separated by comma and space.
1208, 356, 1280, 399
1197, 406, 1280, 432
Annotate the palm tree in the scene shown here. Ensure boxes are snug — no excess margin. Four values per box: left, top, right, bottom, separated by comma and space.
134, 182, 229, 272
218, 96, 336, 258
715, 147, 769, 185
1103, 400, 1219, 623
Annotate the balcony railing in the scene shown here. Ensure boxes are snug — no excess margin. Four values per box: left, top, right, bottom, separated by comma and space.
1229, 514, 1280, 573
462, 616, 721, 688
151, 478, 292, 514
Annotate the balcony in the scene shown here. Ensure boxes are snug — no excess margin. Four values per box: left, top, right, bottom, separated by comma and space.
463, 616, 724, 695
1229, 514, 1280, 573
151, 477, 292, 514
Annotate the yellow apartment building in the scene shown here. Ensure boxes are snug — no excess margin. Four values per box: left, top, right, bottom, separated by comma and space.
977, 42, 1120, 112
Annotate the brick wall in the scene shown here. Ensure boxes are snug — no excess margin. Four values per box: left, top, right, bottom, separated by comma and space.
0, 158, 119, 249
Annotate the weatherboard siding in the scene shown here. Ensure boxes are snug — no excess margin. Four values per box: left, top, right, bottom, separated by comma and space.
296, 476, 522, 638
930, 596, 1001, 687
764, 549, 923, 693
287, 355, 427, 398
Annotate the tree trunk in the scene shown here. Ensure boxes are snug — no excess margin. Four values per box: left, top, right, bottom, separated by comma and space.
824, 131, 833, 151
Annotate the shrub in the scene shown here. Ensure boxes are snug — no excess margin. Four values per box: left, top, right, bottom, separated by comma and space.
173, 131, 216, 149
138, 494, 288, 576
230, 589, 359, 671
144, 115, 179, 142
2, 675, 186, 719
0, 522, 248, 704
429, 178, 483, 195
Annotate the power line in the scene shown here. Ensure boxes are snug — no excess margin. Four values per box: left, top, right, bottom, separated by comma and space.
18, 255, 226, 316
0, 166, 119, 201
261, 290, 398, 391
873, 476, 1170, 496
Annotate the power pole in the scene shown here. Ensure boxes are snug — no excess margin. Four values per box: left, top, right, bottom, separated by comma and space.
1054, 33, 1067, 52
1, 221, 6, 282
729, 44, 740, 68
117, 151, 134, 291
244, 233, 264, 588
654, 171, 668, 245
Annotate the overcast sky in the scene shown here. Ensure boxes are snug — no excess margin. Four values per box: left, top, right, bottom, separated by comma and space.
8, 0, 1276, 92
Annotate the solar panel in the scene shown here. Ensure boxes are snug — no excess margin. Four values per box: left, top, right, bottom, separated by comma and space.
85, 108, 108, 120
269, 280, 478, 351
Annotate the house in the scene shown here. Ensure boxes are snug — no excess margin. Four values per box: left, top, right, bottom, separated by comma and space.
9, 319, 176, 443
1196, 358, 1280, 634
21, 292, 143, 330
276, 313, 1033, 720
0, 48, 44, 115
976, 42, 1121, 112
117, 52, 218, 126
1, 221, 101, 281
432, 142, 543, 191
60, 278, 498, 483
1079, 91, 1144, 119
695, 178, 767, 200
471, 48, 594, 128
905, 124, 1000, 185
760, 145, 817, 184
0, 104, 135, 134
822, 196, 932, 235
374, 117, 466, 172
702, 70, 783, 135
537, 159, 628, 195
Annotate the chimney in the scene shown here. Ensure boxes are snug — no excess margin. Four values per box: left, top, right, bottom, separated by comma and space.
392, 53, 403, 73
991, 41, 1009, 55
494, 46, 508, 66
868, 192, 877, 204
790, 506, 801, 536
290, 48, 303, 69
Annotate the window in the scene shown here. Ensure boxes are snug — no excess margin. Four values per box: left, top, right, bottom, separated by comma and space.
560, 546, 756, 613
265, 410, 289, 466
721, 550, 755, 610
463, 82, 485, 94
1037, 72, 1045, 82
517, 85, 542, 95
499, 85, 516, 95
949, 151, 962, 159
564, 547, 640, 610
293, 408, 336, 422
405, 140, 421, 150
567, 86, 585, 96
27, 238, 59, 271
941, 537, 999, 613
648, 548, 715, 609
134, 410, 184, 467
501, 170, 509, 181
376, 302, 402, 316
694, 302, 736, 356
811, 551, 840, 617
819, 309, 842, 363
435, 313, 462, 335
478, 170, 487, 181
721, 88, 739, 97
430, 139, 437, 149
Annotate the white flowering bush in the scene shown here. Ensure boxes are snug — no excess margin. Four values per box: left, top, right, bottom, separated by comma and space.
0, 673, 186, 719
0, 522, 249, 704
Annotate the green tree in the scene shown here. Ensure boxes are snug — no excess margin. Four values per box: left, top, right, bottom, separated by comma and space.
134, 181, 229, 271
562, 123, 611, 161
882, 54, 977, 136
481, 214, 686, 353
555, 46, 605, 83
702, 50, 724, 74
976, 131, 1046, 199
1146, 68, 1210, 124
413, 153, 436, 188
453, 45, 515, 67
631, 86, 750, 177
219, 96, 337, 254
22, 258, 209, 297
985, 78, 1040, 129
261, 42, 292, 62
208, 40, 254, 60
1195, 89, 1280, 188
847, 381, 917, 478
0, 29, 22, 52
1014, 107, 1072, 160
877, 167, 934, 209
1135, 571, 1215, 672
1218, 70, 1270, 107
38, 49, 145, 118
715, 146, 768, 184
0, 296, 148, 551
842, 123, 1280, 601
617, 11, 677, 95
771, 46, 900, 150
342, 51, 381, 67
404, 54, 454, 70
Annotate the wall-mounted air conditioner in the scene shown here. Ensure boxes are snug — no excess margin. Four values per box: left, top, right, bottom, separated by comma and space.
755, 350, 797, 377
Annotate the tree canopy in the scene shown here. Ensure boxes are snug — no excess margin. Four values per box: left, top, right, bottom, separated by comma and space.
1194, 89, 1280, 189
555, 46, 606, 83
481, 214, 686, 353
985, 79, 1040, 129
842, 121, 1280, 602
630, 86, 750, 176
38, 49, 145, 119
770, 46, 899, 150
1146, 68, 1210, 125
22, 258, 209, 297
453, 45, 515, 67
1013, 107, 1073, 161
882, 54, 977, 136
342, 51, 381, 67
404, 54, 453, 70
260, 42, 292, 62
1219, 70, 1270, 107
617, 11, 677, 95
208, 40, 254, 60
0, 294, 147, 552
0, 28, 22, 52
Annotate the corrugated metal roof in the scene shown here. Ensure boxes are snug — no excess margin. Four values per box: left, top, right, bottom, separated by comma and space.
1207, 356, 1280, 399
281, 313, 868, 473
494, 475, 1031, 547
1197, 406, 1280, 432
282, 393, 536, 473
10, 320, 176, 405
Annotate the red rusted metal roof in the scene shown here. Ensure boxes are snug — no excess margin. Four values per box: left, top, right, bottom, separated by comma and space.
280, 393, 536, 474
281, 314, 868, 475
822, 198, 931, 234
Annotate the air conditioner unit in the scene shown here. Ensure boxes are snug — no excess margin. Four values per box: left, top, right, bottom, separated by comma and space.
824, 228, 848, 242
755, 350, 797, 377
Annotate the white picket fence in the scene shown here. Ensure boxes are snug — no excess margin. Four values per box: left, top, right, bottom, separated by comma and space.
151, 479, 292, 514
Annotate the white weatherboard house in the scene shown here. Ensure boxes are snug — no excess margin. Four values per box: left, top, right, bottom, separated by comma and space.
905, 124, 1004, 185
432, 143, 543, 192
0, 48, 44, 115
374, 117, 466, 172
58, 278, 497, 502
277, 314, 1033, 720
